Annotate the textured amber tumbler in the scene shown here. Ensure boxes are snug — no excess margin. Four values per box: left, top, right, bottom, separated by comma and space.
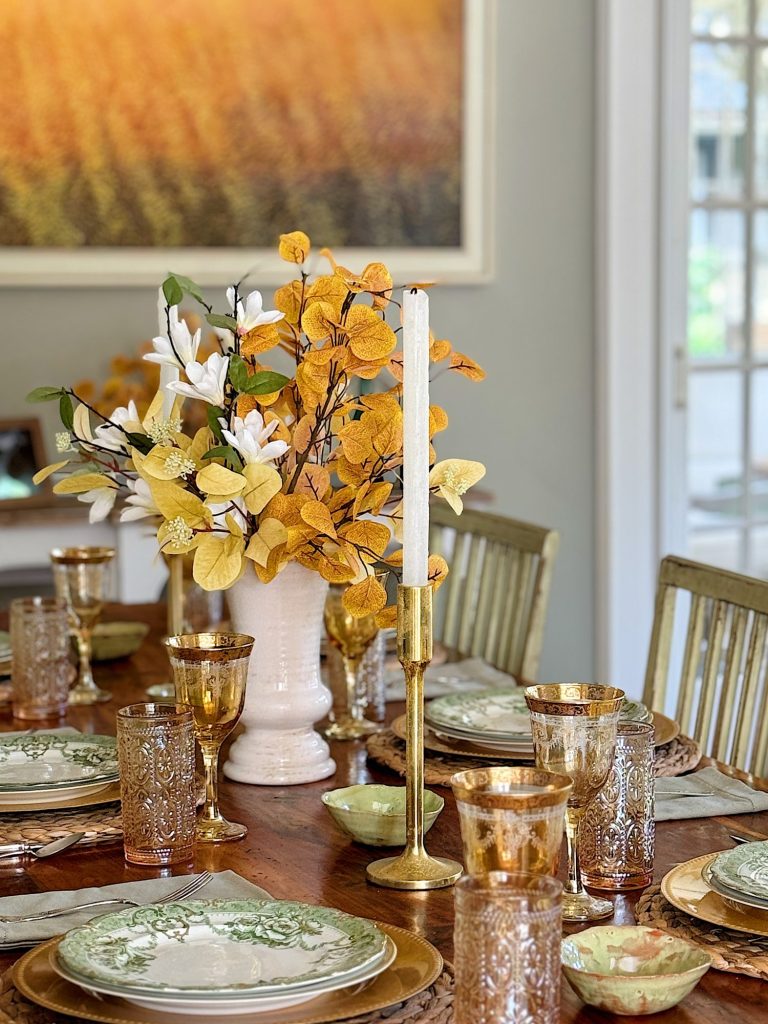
116, 703, 196, 865
454, 871, 563, 1024
10, 597, 72, 720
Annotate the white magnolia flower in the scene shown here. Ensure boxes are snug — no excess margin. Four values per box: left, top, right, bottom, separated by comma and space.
220, 409, 289, 466
120, 478, 158, 522
144, 307, 201, 369
77, 486, 117, 523
208, 496, 248, 534
168, 352, 229, 407
94, 401, 140, 453
226, 287, 284, 335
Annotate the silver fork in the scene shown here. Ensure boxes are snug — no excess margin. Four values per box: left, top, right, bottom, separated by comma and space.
0, 870, 213, 923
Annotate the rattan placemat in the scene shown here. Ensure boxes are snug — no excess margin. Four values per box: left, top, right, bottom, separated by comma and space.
635, 885, 768, 979
0, 964, 455, 1024
0, 804, 122, 848
367, 730, 701, 785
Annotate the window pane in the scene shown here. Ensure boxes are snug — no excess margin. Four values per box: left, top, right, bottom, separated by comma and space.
688, 370, 744, 522
748, 525, 768, 577
689, 529, 743, 571
691, 43, 747, 200
750, 371, 768, 521
754, 48, 768, 196
758, 0, 768, 36
689, 209, 745, 359
693, 0, 749, 36
752, 213, 768, 356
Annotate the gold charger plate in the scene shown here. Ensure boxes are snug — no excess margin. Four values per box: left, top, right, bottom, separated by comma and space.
661, 851, 768, 937
0, 780, 120, 814
391, 714, 535, 762
13, 920, 442, 1024
652, 711, 680, 747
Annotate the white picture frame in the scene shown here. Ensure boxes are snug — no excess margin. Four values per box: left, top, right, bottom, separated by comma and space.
0, 1, 495, 288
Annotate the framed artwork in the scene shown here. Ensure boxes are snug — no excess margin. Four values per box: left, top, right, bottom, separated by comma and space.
0, 0, 494, 286
0, 419, 49, 508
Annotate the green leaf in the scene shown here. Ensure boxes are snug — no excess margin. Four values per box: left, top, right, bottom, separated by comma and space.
59, 394, 74, 431
206, 312, 237, 332
26, 386, 63, 403
201, 444, 243, 469
227, 353, 249, 392
228, 355, 289, 396
162, 277, 183, 306
125, 431, 154, 455
207, 405, 226, 442
169, 273, 206, 306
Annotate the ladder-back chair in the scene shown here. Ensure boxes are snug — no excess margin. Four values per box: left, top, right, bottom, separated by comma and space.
642, 555, 768, 775
429, 506, 559, 682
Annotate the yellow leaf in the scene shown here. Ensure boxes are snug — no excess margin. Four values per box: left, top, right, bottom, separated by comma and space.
141, 388, 165, 429
300, 500, 337, 538
196, 463, 246, 497
193, 533, 245, 591
294, 463, 331, 500
375, 605, 398, 630
241, 323, 281, 357
313, 551, 356, 584
293, 414, 316, 454
33, 459, 70, 485
383, 548, 403, 567
279, 230, 311, 264
306, 274, 347, 319
387, 353, 404, 383
301, 301, 336, 343
429, 405, 449, 437
338, 420, 374, 465
429, 459, 486, 515
274, 280, 304, 324
343, 306, 397, 361
333, 456, 367, 487
343, 575, 388, 618
428, 554, 449, 590
430, 338, 453, 362
449, 351, 486, 382
338, 520, 391, 559
344, 353, 390, 380
296, 360, 330, 411
369, 418, 402, 458
241, 463, 282, 515
354, 480, 392, 517
157, 520, 198, 555
141, 446, 185, 481
225, 513, 244, 539
263, 492, 308, 527
53, 473, 117, 495
149, 480, 212, 528
187, 427, 213, 462
73, 403, 92, 441
245, 517, 287, 567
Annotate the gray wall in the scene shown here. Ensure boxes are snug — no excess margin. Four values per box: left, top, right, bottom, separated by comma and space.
0, 0, 596, 680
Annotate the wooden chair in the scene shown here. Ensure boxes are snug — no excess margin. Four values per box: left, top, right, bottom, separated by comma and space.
428, 506, 559, 681
642, 555, 768, 775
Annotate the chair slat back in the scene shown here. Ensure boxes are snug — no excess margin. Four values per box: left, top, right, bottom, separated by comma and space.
429, 506, 559, 681
643, 555, 768, 774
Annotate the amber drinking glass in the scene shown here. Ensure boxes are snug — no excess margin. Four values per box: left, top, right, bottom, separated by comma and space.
580, 721, 655, 890
166, 633, 253, 842
50, 546, 115, 705
525, 683, 624, 922
324, 584, 380, 740
451, 766, 572, 876
116, 703, 196, 865
10, 597, 72, 720
454, 871, 563, 1024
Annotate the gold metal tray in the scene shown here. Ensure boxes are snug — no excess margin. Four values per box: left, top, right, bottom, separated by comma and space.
661, 851, 768, 937
13, 920, 443, 1024
0, 780, 120, 814
391, 714, 535, 762
652, 711, 680, 747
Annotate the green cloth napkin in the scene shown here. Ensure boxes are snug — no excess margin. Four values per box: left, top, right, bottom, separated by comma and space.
655, 767, 768, 821
0, 870, 269, 947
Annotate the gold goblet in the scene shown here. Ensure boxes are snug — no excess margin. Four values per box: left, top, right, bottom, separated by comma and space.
166, 632, 254, 843
324, 583, 380, 740
524, 683, 624, 922
50, 546, 115, 705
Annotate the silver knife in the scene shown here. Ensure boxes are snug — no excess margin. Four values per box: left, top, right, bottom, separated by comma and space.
0, 833, 85, 860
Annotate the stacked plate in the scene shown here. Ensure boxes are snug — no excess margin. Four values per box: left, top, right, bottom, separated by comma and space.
0, 631, 10, 679
0, 733, 119, 807
53, 898, 396, 1016
704, 841, 768, 913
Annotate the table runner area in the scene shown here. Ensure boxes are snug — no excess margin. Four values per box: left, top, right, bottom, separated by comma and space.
0, 805, 121, 849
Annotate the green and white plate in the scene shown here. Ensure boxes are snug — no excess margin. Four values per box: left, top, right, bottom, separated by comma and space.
58, 899, 389, 1008
425, 689, 531, 741
621, 699, 653, 724
710, 841, 768, 901
702, 860, 768, 914
0, 734, 118, 793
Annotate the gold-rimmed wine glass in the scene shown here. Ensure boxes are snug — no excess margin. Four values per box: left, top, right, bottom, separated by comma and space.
324, 583, 381, 740
524, 683, 624, 922
50, 546, 115, 705
165, 632, 253, 843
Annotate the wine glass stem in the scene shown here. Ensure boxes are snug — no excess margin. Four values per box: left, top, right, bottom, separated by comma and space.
200, 743, 222, 822
76, 629, 95, 690
565, 809, 585, 896
343, 656, 363, 722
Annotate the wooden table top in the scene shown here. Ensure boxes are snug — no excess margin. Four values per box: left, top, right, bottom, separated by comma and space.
1, 602, 767, 1022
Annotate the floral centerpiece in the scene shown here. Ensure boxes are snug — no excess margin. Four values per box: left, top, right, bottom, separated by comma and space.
30, 231, 485, 784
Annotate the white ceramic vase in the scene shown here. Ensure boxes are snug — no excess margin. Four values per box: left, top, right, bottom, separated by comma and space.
223, 561, 336, 786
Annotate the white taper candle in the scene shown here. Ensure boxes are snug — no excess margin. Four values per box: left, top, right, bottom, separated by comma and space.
157, 287, 178, 419
402, 288, 430, 587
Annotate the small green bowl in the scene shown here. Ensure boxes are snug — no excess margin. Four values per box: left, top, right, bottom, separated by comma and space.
90, 622, 149, 661
322, 784, 444, 846
561, 925, 712, 1016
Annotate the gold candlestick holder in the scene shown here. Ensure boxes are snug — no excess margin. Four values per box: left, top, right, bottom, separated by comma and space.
366, 584, 462, 890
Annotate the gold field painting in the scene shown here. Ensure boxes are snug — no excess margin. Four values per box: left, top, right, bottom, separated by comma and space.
0, 0, 491, 282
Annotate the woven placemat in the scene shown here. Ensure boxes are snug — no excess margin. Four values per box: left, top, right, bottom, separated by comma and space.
0, 804, 122, 848
0, 963, 454, 1024
636, 885, 768, 980
367, 730, 701, 785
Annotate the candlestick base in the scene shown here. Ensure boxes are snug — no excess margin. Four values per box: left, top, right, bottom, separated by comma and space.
366, 849, 463, 890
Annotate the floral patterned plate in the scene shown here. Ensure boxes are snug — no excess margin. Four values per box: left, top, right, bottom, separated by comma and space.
57, 899, 389, 1002
425, 689, 531, 741
0, 735, 118, 793
710, 840, 768, 901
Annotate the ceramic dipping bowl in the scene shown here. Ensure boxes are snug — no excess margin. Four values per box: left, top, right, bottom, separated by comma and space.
322, 784, 444, 846
561, 925, 712, 1015
88, 622, 149, 661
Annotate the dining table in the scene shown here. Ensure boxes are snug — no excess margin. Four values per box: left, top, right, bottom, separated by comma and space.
0, 601, 767, 1023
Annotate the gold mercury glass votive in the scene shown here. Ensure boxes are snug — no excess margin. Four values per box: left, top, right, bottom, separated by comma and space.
580, 721, 656, 891
116, 703, 196, 866
10, 597, 73, 720
450, 766, 572, 877
454, 871, 563, 1024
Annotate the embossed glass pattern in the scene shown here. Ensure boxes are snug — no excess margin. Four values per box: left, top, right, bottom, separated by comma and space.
10, 597, 72, 720
116, 703, 196, 865
581, 722, 655, 891
451, 767, 571, 877
454, 871, 562, 1024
